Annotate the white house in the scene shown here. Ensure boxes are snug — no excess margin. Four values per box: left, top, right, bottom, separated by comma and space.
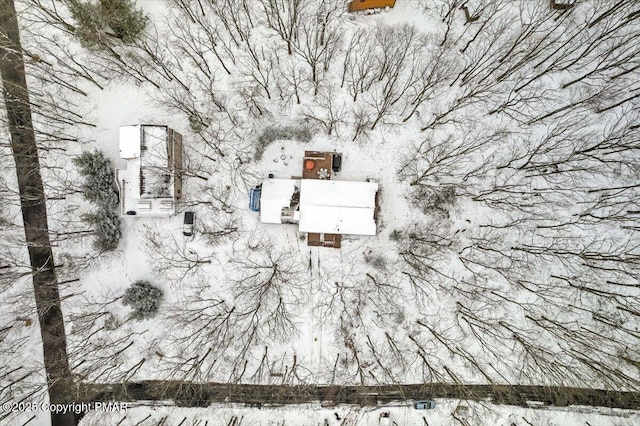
259, 178, 379, 236
298, 179, 378, 235
115, 125, 183, 217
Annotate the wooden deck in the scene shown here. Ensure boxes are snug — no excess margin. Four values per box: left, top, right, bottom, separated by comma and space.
302, 151, 333, 180
307, 232, 342, 248
302, 151, 343, 248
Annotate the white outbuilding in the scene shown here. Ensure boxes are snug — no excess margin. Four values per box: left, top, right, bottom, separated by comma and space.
115, 124, 183, 217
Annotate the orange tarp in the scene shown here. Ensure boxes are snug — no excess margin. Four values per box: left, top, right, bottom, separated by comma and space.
348, 0, 396, 13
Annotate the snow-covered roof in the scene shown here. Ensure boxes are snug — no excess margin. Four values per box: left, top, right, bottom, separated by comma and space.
260, 179, 298, 224
300, 180, 377, 209
119, 125, 141, 159
140, 125, 170, 168
116, 125, 178, 217
120, 125, 169, 166
259, 178, 378, 235
115, 167, 176, 217
298, 180, 378, 235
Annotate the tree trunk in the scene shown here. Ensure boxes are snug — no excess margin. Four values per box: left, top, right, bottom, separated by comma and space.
0, 1, 77, 425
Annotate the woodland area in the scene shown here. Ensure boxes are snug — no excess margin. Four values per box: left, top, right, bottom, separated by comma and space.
0, 0, 639, 425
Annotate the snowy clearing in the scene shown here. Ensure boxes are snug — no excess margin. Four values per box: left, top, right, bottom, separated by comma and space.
1, 0, 639, 425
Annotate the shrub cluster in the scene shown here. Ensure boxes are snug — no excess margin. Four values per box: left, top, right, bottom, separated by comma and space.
389, 229, 403, 242
67, 0, 147, 49
364, 251, 387, 270
413, 186, 457, 218
254, 124, 313, 161
73, 150, 121, 251
122, 280, 163, 320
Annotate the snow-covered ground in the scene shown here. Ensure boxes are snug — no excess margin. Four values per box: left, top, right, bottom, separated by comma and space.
78, 400, 640, 426
1, 0, 639, 425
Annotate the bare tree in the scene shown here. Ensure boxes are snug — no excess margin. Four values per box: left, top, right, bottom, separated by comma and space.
292, 0, 344, 95
229, 235, 307, 346
1, 2, 77, 425
259, 0, 304, 55
301, 86, 348, 136
141, 225, 217, 283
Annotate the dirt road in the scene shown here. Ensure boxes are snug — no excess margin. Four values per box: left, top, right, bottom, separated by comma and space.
80, 381, 640, 410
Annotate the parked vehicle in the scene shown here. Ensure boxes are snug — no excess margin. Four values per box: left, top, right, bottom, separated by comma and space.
183, 211, 195, 236
378, 411, 391, 425
331, 153, 342, 173
413, 400, 436, 410
249, 185, 262, 212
